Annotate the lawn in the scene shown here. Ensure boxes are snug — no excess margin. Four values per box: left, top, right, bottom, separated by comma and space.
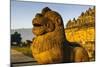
11, 46, 32, 57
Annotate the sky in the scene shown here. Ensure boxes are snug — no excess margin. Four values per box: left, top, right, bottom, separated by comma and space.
11, 0, 94, 29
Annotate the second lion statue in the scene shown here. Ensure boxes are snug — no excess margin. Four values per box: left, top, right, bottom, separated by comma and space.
31, 7, 89, 64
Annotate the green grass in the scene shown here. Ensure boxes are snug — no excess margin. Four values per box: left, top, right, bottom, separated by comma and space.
11, 46, 32, 57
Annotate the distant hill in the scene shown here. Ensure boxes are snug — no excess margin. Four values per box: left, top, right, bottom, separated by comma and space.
11, 28, 34, 42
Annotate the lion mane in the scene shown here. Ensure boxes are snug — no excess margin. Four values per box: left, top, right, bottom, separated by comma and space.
31, 7, 89, 64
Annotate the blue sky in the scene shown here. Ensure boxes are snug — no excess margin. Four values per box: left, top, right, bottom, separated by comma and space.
11, 0, 94, 29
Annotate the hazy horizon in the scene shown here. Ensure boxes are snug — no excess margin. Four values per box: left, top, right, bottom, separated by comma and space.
11, 27, 32, 30
11, 0, 94, 29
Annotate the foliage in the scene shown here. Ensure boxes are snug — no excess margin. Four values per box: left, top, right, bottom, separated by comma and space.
21, 40, 32, 47
11, 31, 22, 46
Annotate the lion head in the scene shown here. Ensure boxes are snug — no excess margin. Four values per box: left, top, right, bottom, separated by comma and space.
32, 7, 65, 36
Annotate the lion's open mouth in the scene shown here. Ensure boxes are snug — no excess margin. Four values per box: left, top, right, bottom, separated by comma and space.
33, 23, 43, 27
32, 22, 46, 35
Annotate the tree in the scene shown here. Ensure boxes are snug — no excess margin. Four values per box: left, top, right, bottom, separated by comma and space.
11, 31, 22, 46
26, 40, 32, 47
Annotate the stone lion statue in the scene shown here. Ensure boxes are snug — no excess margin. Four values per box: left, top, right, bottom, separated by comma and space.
31, 7, 89, 64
